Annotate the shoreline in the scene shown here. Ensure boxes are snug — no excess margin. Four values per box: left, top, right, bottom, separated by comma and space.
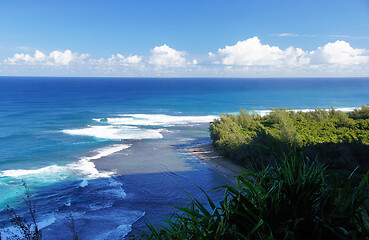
187, 142, 243, 183
127, 141, 244, 238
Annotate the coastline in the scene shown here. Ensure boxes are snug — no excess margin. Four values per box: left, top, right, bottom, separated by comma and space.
127, 141, 243, 238
187, 142, 243, 183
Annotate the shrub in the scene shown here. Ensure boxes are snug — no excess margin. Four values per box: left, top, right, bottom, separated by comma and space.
333, 111, 355, 128
349, 105, 369, 120
311, 108, 329, 122
209, 106, 369, 174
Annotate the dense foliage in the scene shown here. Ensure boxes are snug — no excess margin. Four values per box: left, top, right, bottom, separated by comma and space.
209, 105, 369, 175
146, 146, 369, 239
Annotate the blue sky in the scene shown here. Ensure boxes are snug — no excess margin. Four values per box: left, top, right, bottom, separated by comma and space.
0, 0, 368, 77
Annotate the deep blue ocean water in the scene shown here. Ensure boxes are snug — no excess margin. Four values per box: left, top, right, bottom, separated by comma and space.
0, 77, 368, 239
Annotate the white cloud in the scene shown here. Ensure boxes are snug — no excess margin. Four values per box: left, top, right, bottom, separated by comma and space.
1, 38, 368, 77
276, 33, 300, 37
215, 36, 307, 66
50, 50, 79, 65
5, 50, 88, 66
309, 40, 369, 65
124, 55, 142, 64
149, 44, 187, 67
34, 50, 46, 61
284, 47, 309, 65
87, 45, 191, 71
213, 37, 368, 67
6, 53, 33, 64
327, 35, 352, 38
217, 37, 283, 66
97, 54, 143, 66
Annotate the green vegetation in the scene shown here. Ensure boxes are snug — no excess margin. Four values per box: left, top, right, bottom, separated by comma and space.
143, 106, 369, 239
209, 105, 369, 177
145, 146, 369, 239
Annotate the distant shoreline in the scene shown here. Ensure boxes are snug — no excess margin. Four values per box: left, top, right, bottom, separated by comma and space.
187, 142, 243, 182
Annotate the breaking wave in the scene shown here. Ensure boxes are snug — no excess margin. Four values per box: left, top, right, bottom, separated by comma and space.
0, 144, 131, 181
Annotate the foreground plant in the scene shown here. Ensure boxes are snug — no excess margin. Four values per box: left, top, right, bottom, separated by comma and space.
1, 182, 41, 240
145, 146, 369, 239
1, 182, 79, 240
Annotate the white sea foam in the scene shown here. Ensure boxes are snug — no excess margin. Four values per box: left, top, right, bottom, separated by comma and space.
68, 144, 131, 178
253, 107, 358, 117
38, 214, 57, 229
94, 177, 127, 199
0, 214, 56, 238
0, 165, 64, 178
116, 224, 133, 239
107, 177, 126, 198
93, 210, 145, 240
65, 114, 218, 141
336, 107, 358, 112
0, 144, 131, 180
79, 179, 88, 188
69, 143, 130, 178
84, 144, 131, 161
88, 202, 114, 211
62, 125, 163, 140
95, 114, 218, 126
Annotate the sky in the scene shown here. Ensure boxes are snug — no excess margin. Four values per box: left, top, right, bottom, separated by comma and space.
0, 0, 369, 77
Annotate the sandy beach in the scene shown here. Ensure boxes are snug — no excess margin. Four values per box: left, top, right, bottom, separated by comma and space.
187, 142, 244, 183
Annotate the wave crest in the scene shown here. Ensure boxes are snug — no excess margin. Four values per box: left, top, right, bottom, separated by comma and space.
0, 144, 131, 180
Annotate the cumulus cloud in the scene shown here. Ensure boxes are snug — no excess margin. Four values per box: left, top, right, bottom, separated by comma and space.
86, 53, 145, 75
6, 53, 33, 64
50, 50, 88, 65
90, 45, 192, 68
212, 37, 368, 67
149, 44, 188, 67
93, 54, 143, 66
5, 50, 88, 65
34, 50, 47, 61
124, 55, 142, 64
309, 40, 369, 65
213, 36, 307, 66
88, 44, 193, 70
1, 38, 368, 77
216, 37, 284, 66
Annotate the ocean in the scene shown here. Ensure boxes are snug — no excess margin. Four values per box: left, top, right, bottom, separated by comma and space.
0, 77, 368, 239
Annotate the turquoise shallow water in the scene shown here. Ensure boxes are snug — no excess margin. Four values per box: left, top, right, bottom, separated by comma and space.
0, 77, 368, 238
